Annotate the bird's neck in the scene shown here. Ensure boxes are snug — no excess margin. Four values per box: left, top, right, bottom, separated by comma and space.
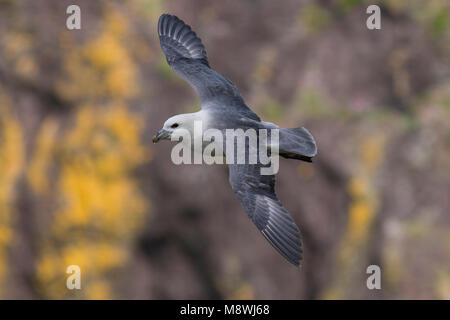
183, 110, 209, 135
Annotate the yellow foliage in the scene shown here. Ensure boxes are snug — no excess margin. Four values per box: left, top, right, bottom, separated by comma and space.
0, 94, 24, 297
57, 11, 138, 101
347, 177, 368, 199
32, 8, 150, 299
434, 268, 450, 299
343, 135, 384, 249
322, 133, 385, 298
321, 287, 340, 300
382, 242, 402, 289
86, 280, 111, 300
343, 134, 384, 248
36, 244, 121, 299
359, 134, 385, 175
228, 283, 255, 300
346, 174, 377, 244
1, 31, 38, 79
347, 200, 374, 243
62, 243, 127, 273
27, 119, 59, 193
34, 104, 149, 298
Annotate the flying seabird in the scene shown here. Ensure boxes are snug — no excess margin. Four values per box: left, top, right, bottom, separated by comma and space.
153, 14, 317, 266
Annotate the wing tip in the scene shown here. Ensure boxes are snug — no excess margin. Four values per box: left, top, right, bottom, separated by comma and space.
157, 13, 209, 65
260, 196, 303, 266
262, 228, 303, 267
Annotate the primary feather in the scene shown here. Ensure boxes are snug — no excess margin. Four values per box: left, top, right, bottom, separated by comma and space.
158, 14, 258, 119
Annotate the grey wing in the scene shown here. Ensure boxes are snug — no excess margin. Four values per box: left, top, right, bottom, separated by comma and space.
228, 164, 302, 266
158, 14, 258, 119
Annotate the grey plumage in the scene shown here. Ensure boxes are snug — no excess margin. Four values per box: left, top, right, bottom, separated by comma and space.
157, 14, 317, 266
158, 14, 258, 120
228, 164, 302, 265
279, 127, 317, 162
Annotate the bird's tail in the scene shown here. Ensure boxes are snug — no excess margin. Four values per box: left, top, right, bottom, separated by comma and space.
278, 127, 317, 162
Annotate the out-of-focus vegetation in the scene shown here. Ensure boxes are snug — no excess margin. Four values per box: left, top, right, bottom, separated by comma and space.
0, 93, 24, 297
0, 0, 449, 299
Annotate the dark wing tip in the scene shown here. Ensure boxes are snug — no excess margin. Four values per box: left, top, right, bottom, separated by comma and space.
257, 196, 303, 266
158, 13, 209, 66
262, 227, 302, 266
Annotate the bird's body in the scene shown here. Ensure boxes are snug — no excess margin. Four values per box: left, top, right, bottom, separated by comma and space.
153, 14, 317, 266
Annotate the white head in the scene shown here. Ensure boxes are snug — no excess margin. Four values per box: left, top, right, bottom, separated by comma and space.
152, 112, 202, 143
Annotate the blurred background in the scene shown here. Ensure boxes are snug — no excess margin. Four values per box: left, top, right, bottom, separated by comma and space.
0, 0, 449, 299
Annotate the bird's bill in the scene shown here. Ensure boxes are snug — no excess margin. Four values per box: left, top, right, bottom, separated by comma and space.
152, 129, 170, 143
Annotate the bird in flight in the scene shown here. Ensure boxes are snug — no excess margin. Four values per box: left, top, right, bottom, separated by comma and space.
153, 14, 317, 266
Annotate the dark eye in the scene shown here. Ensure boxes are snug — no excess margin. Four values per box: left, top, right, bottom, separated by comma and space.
171, 123, 179, 128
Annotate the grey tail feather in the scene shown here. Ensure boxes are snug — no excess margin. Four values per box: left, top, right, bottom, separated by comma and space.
278, 127, 317, 162
158, 14, 209, 67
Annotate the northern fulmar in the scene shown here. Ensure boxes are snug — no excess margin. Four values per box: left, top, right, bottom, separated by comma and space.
153, 14, 317, 266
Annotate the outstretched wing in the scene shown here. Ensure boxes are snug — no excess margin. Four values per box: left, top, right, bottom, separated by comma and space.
228, 164, 302, 266
158, 14, 258, 118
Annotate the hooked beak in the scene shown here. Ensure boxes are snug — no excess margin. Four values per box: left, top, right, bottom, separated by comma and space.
152, 129, 170, 143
